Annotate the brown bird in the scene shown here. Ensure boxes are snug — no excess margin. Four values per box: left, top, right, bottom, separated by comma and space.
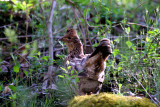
60, 28, 84, 59
60, 28, 89, 72
60, 28, 112, 95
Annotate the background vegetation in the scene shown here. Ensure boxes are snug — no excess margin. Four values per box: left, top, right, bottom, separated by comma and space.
0, 0, 159, 106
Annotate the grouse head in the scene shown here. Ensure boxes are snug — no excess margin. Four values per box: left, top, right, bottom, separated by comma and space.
60, 28, 79, 42
89, 38, 112, 61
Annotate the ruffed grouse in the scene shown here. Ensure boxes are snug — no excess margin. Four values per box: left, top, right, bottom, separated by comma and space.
60, 28, 112, 95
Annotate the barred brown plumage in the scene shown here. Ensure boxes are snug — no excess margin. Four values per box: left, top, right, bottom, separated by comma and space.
60, 28, 112, 95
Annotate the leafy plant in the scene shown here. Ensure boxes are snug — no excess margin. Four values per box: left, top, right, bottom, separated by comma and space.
4, 28, 18, 43
55, 60, 79, 105
105, 28, 160, 104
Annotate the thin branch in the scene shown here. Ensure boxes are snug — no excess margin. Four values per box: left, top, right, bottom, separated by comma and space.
15, 51, 30, 65
131, 74, 159, 106
126, 22, 155, 29
42, 0, 57, 90
0, 35, 33, 41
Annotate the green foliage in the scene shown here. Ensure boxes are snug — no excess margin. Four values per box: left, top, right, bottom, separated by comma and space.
105, 28, 160, 103
13, 63, 20, 73
5, 86, 57, 107
125, 27, 131, 35
8, 85, 17, 92
28, 54, 52, 77
55, 61, 80, 105
29, 41, 38, 57
126, 41, 132, 48
0, 53, 54, 106
11, 0, 32, 11
0, 84, 3, 91
68, 93, 156, 107
4, 28, 18, 43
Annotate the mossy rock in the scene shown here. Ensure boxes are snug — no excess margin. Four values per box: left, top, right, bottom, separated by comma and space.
68, 93, 156, 107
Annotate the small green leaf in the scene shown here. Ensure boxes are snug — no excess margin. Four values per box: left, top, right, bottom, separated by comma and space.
132, 46, 136, 51
38, 51, 41, 56
114, 37, 120, 43
9, 93, 16, 100
11, 0, 17, 4
147, 31, 154, 34
125, 27, 130, 35
66, 60, 69, 65
118, 84, 122, 94
29, 40, 37, 57
112, 49, 120, 57
67, 66, 71, 70
58, 75, 64, 78
41, 56, 49, 61
13, 63, 20, 73
146, 36, 149, 42
107, 20, 111, 25
8, 85, 17, 92
57, 54, 65, 59
94, 16, 99, 23
75, 77, 79, 83
118, 67, 122, 71
126, 41, 132, 48
4, 28, 17, 43
0, 84, 4, 91
60, 67, 67, 73
24, 71, 28, 77
71, 70, 74, 75
127, 27, 130, 33
11, 53, 15, 63
122, 19, 126, 24
118, 84, 122, 91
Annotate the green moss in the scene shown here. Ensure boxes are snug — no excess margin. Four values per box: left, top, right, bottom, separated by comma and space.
68, 93, 156, 107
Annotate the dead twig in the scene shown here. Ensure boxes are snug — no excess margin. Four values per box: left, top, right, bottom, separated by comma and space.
126, 22, 155, 29
14, 51, 30, 65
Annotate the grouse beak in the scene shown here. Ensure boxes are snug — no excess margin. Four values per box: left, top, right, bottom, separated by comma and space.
60, 33, 68, 42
